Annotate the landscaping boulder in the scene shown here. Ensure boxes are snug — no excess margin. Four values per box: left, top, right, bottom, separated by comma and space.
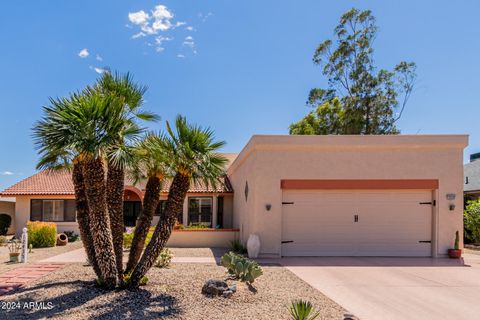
202, 279, 228, 296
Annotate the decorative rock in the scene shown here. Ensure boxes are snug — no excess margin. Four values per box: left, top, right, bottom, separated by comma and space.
202, 279, 228, 296
247, 234, 261, 258
222, 290, 234, 298
230, 284, 237, 293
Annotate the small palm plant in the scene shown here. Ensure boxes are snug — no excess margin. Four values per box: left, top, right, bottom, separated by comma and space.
288, 300, 320, 320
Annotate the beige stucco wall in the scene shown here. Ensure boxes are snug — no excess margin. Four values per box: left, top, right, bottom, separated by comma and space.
0, 200, 15, 235
14, 195, 79, 237
228, 135, 468, 258
166, 230, 239, 247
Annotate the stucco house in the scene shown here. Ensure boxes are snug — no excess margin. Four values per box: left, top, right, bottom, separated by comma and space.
0, 197, 15, 235
0, 135, 468, 257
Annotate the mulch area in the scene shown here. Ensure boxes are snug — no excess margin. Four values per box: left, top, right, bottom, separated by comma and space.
0, 262, 347, 320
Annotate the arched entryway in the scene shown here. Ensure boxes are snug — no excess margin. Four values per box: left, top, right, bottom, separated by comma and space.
123, 187, 144, 228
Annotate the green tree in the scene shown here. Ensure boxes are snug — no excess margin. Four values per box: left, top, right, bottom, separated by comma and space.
128, 116, 228, 287
290, 8, 416, 135
94, 70, 158, 281
465, 199, 480, 243
33, 71, 155, 288
125, 133, 169, 274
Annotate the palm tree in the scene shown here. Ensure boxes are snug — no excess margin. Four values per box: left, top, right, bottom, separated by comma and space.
128, 116, 228, 287
125, 133, 169, 274
34, 92, 122, 287
93, 70, 157, 280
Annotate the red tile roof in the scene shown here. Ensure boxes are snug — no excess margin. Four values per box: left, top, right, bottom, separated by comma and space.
1, 170, 75, 196
0, 153, 237, 196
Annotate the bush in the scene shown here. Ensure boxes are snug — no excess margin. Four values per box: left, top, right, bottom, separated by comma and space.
123, 228, 153, 249
155, 248, 173, 268
230, 239, 247, 254
464, 199, 480, 243
0, 214, 12, 236
63, 231, 79, 242
220, 251, 263, 284
27, 221, 57, 248
0, 235, 6, 245
288, 300, 320, 320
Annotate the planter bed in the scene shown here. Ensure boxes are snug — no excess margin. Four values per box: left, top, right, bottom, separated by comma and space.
1, 262, 346, 320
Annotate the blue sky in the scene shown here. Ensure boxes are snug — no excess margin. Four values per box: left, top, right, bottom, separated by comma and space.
0, 0, 479, 190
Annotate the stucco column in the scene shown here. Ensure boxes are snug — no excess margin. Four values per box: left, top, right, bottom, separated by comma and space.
182, 198, 188, 226
212, 195, 218, 228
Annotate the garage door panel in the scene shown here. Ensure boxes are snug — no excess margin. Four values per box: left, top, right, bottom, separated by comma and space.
282, 190, 432, 257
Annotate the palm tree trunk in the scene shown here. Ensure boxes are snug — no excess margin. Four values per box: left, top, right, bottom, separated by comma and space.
125, 176, 161, 274
72, 161, 101, 278
106, 162, 125, 281
83, 157, 118, 289
128, 173, 189, 288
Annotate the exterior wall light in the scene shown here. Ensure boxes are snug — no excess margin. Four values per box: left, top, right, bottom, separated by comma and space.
265, 204, 272, 211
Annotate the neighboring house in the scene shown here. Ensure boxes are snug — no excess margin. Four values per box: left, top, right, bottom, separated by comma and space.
464, 152, 480, 201
0, 197, 15, 235
0, 135, 468, 257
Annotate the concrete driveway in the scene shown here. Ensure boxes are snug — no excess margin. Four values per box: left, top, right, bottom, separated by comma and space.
277, 253, 480, 320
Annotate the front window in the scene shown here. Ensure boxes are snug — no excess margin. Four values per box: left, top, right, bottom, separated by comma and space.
31, 199, 76, 222
188, 197, 212, 227
155, 200, 167, 216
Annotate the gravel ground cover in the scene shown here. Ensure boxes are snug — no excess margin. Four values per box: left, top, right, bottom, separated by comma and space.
0, 241, 83, 273
0, 262, 346, 320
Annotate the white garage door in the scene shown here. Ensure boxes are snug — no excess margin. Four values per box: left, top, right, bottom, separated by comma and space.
281, 190, 433, 257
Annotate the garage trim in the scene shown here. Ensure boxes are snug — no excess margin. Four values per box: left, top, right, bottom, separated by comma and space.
281, 179, 439, 190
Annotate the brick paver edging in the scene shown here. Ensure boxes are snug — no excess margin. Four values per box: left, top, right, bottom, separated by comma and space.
0, 263, 65, 296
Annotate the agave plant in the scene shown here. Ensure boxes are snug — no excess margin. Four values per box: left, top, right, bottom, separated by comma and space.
288, 300, 320, 320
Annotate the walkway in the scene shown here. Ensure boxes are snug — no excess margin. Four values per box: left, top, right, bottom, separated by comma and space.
40, 248, 219, 264
0, 263, 65, 296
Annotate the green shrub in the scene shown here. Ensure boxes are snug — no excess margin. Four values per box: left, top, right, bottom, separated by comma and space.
155, 248, 173, 268
464, 199, 480, 243
27, 221, 57, 248
63, 231, 79, 242
123, 229, 153, 249
230, 239, 247, 254
123, 273, 149, 287
0, 235, 6, 245
220, 251, 263, 283
288, 300, 320, 320
0, 214, 12, 236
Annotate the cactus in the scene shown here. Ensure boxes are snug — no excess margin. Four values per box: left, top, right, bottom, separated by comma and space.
220, 251, 263, 283
454, 230, 460, 250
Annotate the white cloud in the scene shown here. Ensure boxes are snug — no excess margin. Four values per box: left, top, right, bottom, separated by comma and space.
185, 26, 194, 31
199, 12, 213, 22
96, 54, 103, 61
183, 36, 195, 48
128, 10, 149, 25
175, 21, 186, 28
177, 54, 185, 58
90, 66, 105, 74
128, 4, 196, 54
132, 32, 146, 39
78, 48, 89, 58
0, 171, 13, 176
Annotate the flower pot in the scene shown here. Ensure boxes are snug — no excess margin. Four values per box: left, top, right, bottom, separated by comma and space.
448, 249, 462, 259
56, 233, 68, 246
9, 252, 20, 263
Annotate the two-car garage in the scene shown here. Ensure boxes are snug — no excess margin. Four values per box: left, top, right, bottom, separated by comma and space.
228, 135, 467, 258
281, 189, 434, 257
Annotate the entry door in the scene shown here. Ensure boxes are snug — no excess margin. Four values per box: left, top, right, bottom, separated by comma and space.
124, 201, 142, 227
281, 190, 432, 257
